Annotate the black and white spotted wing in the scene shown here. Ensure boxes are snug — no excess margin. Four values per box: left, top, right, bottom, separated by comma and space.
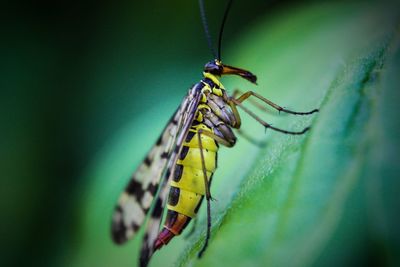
139, 85, 202, 267
111, 91, 193, 245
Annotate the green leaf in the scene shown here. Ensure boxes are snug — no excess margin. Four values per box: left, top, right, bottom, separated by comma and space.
69, 2, 400, 267
176, 2, 400, 267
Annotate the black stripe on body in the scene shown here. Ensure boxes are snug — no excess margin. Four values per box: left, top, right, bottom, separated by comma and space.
165, 210, 178, 227
202, 78, 215, 89
173, 164, 183, 182
191, 120, 200, 126
179, 146, 190, 160
168, 186, 180, 206
185, 131, 196, 142
164, 210, 191, 235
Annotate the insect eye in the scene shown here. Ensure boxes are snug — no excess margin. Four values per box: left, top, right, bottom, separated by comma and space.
204, 61, 222, 75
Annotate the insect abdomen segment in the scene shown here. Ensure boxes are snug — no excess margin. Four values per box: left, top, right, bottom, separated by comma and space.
154, 124, 218, 250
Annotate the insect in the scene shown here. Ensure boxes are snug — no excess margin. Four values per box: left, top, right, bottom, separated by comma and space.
111, 0, 318, 266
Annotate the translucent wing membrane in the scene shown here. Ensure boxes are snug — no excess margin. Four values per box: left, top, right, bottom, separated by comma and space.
111, 85, 202, 267
111, 87, 199, 245
111, 109, 181, 244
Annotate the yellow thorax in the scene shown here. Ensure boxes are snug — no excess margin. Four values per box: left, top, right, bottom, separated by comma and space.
203, 72, 225, 90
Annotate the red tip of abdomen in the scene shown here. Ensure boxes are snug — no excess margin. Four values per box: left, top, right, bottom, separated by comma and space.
154, 228, 175, 250
154, 210, 192, 250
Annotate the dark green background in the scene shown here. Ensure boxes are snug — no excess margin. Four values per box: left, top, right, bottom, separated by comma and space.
2, 0, 400, 267
2, 1, 287, 266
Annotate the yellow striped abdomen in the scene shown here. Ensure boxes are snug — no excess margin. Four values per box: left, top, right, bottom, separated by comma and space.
168, 123, 218, 216
154, 123, 218, 249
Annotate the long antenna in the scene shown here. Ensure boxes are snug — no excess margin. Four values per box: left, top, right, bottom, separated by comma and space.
217, 0, 234, 61
199, 0, 217, 59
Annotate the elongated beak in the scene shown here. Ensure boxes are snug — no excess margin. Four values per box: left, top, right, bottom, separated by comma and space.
221, 64, 257, 84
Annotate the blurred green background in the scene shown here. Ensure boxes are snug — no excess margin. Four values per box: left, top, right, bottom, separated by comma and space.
2, 0, 400, 267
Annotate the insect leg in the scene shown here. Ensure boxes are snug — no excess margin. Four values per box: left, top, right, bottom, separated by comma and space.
230, 98, 311, 135
234, 90, 319, 115
197, 129, 213, 258
194, 127, 238, 258
233, 89, 276, 115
